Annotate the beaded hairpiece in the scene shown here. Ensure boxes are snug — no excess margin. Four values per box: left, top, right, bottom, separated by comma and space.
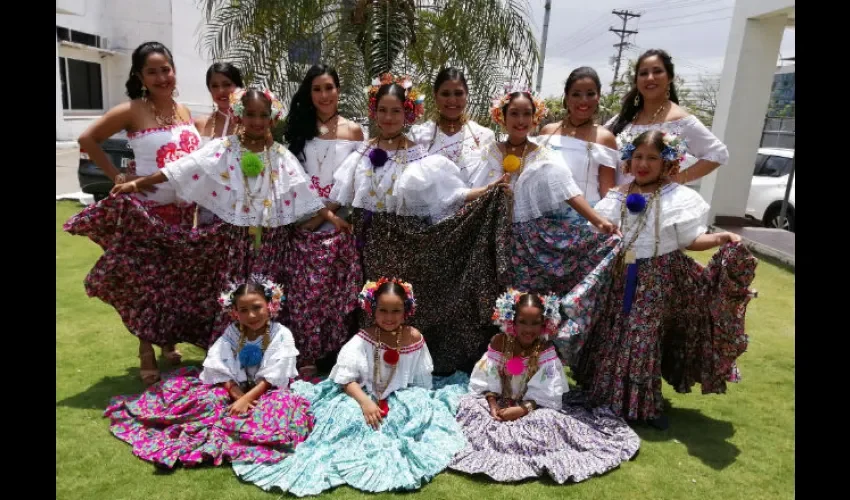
619, 131, 686, 163
489, 82, 548, 127
491, 288, 561, 338
365, 73, 425, 125
359, 277, 417, 319
229, 87, 285, 121
218, 274, 285, 315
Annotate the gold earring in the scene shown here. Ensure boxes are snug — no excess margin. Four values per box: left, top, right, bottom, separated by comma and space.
633, 93, 640, 107
666, 86, 670, 100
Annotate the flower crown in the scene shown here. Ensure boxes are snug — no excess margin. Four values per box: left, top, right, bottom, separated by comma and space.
358, 277, 417, 319
489, 82, 548, 127
491, 288, 561, 338
229, 87, 286, 122
619, 132, 686, 163
218, 274, 285, 315
365, 73, 425, 125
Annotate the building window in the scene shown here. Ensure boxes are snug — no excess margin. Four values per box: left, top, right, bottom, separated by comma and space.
56, 26, 103, 48
59, 57, 103, 110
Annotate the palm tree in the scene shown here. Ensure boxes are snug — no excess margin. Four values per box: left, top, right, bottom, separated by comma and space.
200, 0, 539, 127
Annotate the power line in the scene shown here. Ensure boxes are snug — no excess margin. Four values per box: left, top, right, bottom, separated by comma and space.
641, 16, 732, 30
610, 9, 641, 93
638, 6, 732, 26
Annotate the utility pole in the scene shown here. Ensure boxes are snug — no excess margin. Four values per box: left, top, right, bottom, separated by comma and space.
609, 9, 640, 93
535, 0, 553, 93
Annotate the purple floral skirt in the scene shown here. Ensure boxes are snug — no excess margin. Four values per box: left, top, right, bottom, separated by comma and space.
449, 395, 640, 483
105, 367, 314, 468
571, 242, 757, 421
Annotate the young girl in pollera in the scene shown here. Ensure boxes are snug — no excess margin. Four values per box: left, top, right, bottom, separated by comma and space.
570, 130, 758, 430
232, 278, 469, 496
104, 276, 314, 468
449, 289, 640, 483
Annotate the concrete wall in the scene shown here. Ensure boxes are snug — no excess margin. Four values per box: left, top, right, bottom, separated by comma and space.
699, 0, 794, 221
56, 0, 213, 141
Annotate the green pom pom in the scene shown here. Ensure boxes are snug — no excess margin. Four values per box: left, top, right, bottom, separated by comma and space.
241, 151, 265, 177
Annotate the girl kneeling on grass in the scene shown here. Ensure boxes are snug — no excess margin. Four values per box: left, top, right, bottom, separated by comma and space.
232, 278, 469, 496
450, 289, 640, 483
105, 276, 314, 468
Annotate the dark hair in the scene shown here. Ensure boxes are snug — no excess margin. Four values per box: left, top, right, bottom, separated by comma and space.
563, 66, 602, 107
514, 293, 544, 321
205, 62, 244, 89
375, 83, 407, 106
623, 130, 675, 175
125, 41, 175, 99
500, 91, 536, 119
242, 88, 272, 113
284, 64, 341, 161
433, 67, 469, 94
374, 281, 411, 314
233, 283, 271, 304
610, 49, 679, 136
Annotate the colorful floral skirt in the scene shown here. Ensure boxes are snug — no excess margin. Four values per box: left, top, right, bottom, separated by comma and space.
232, 373, 470, 496
510, 216, 621, 296
571, 242, 757, 421
104, 367, 314, 468
450, 394, 640, 483
280, 228, 362, 364
350, 189, 513, 373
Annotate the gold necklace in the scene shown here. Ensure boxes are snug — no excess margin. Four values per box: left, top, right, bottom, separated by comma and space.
618, 181, 664, 267
643, 102, 668, 125
371, 326, 402, 400
210, 109, 232, 138
240, 131, 266, 149
499, 336, 541, 401
368, 138, 408, 210
146, 97, 179, 126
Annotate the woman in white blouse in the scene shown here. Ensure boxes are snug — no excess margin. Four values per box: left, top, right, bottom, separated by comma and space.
538, 66, 619, 215
606, 48, 729, 185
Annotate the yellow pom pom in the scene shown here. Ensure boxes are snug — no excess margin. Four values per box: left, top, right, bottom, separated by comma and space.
503, 154, 521, 173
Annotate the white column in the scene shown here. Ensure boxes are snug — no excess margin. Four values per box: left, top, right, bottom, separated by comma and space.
56, 35, 67, 141
699, 5, 790, 220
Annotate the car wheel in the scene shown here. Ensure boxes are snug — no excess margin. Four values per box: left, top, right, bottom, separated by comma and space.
763, 205, 795, 233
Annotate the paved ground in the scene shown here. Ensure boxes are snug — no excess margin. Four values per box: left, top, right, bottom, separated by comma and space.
56, 147, 81, 196
714, 224, 795, 270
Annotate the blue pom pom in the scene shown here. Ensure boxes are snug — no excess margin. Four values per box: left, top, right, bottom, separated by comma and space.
238, 343, 264, 368
625, 193, 647, 214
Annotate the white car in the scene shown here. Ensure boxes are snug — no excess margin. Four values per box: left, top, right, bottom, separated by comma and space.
745, 147, 795, 232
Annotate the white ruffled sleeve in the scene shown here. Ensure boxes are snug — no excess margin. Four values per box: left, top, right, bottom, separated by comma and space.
396, 154, 470, 220
410, 342, 434, 389
199, 324, 242, 385
329, 336, 369, 386
254, 322, 300, 389
468, 351, 503, 395
682, 116, 729, 165
161, 138, 230, 194
524, 355, 569, 410
408, 122, 435, 147
329, 146, 366, 207
664, 185, 711, 248
512, 148, 584, 223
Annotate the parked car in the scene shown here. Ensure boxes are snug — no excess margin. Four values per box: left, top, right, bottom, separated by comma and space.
745, 147, 795, 232
78, 133, 134, 202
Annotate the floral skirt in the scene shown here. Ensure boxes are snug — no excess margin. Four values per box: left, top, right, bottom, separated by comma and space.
232, 373, 470, 497
571, 243, 757, 420
280, 228, 362, 364
449, 394, 640, 483
105, 367, 314, 468
350, 189, 513, 373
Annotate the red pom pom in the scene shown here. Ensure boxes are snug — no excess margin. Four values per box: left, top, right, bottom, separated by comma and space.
383, 348, 400, 365
378, 399, 389, 417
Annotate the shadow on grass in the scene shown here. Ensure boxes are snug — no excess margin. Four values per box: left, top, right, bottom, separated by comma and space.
56, 359, 206, 410
636, 405, 740, 471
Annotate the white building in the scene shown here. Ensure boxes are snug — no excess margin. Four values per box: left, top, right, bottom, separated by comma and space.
699, 0, 795, 223
55, 0, 213, 141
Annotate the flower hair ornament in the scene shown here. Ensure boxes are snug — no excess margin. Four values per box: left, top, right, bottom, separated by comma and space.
620, 131, 687, 163
489, 82, 549, 129
218, 274, 285, 317
491, 288, 561, 376
365, 73, 426, 125
358, 277, 417, 319
229, 87, 286, 122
